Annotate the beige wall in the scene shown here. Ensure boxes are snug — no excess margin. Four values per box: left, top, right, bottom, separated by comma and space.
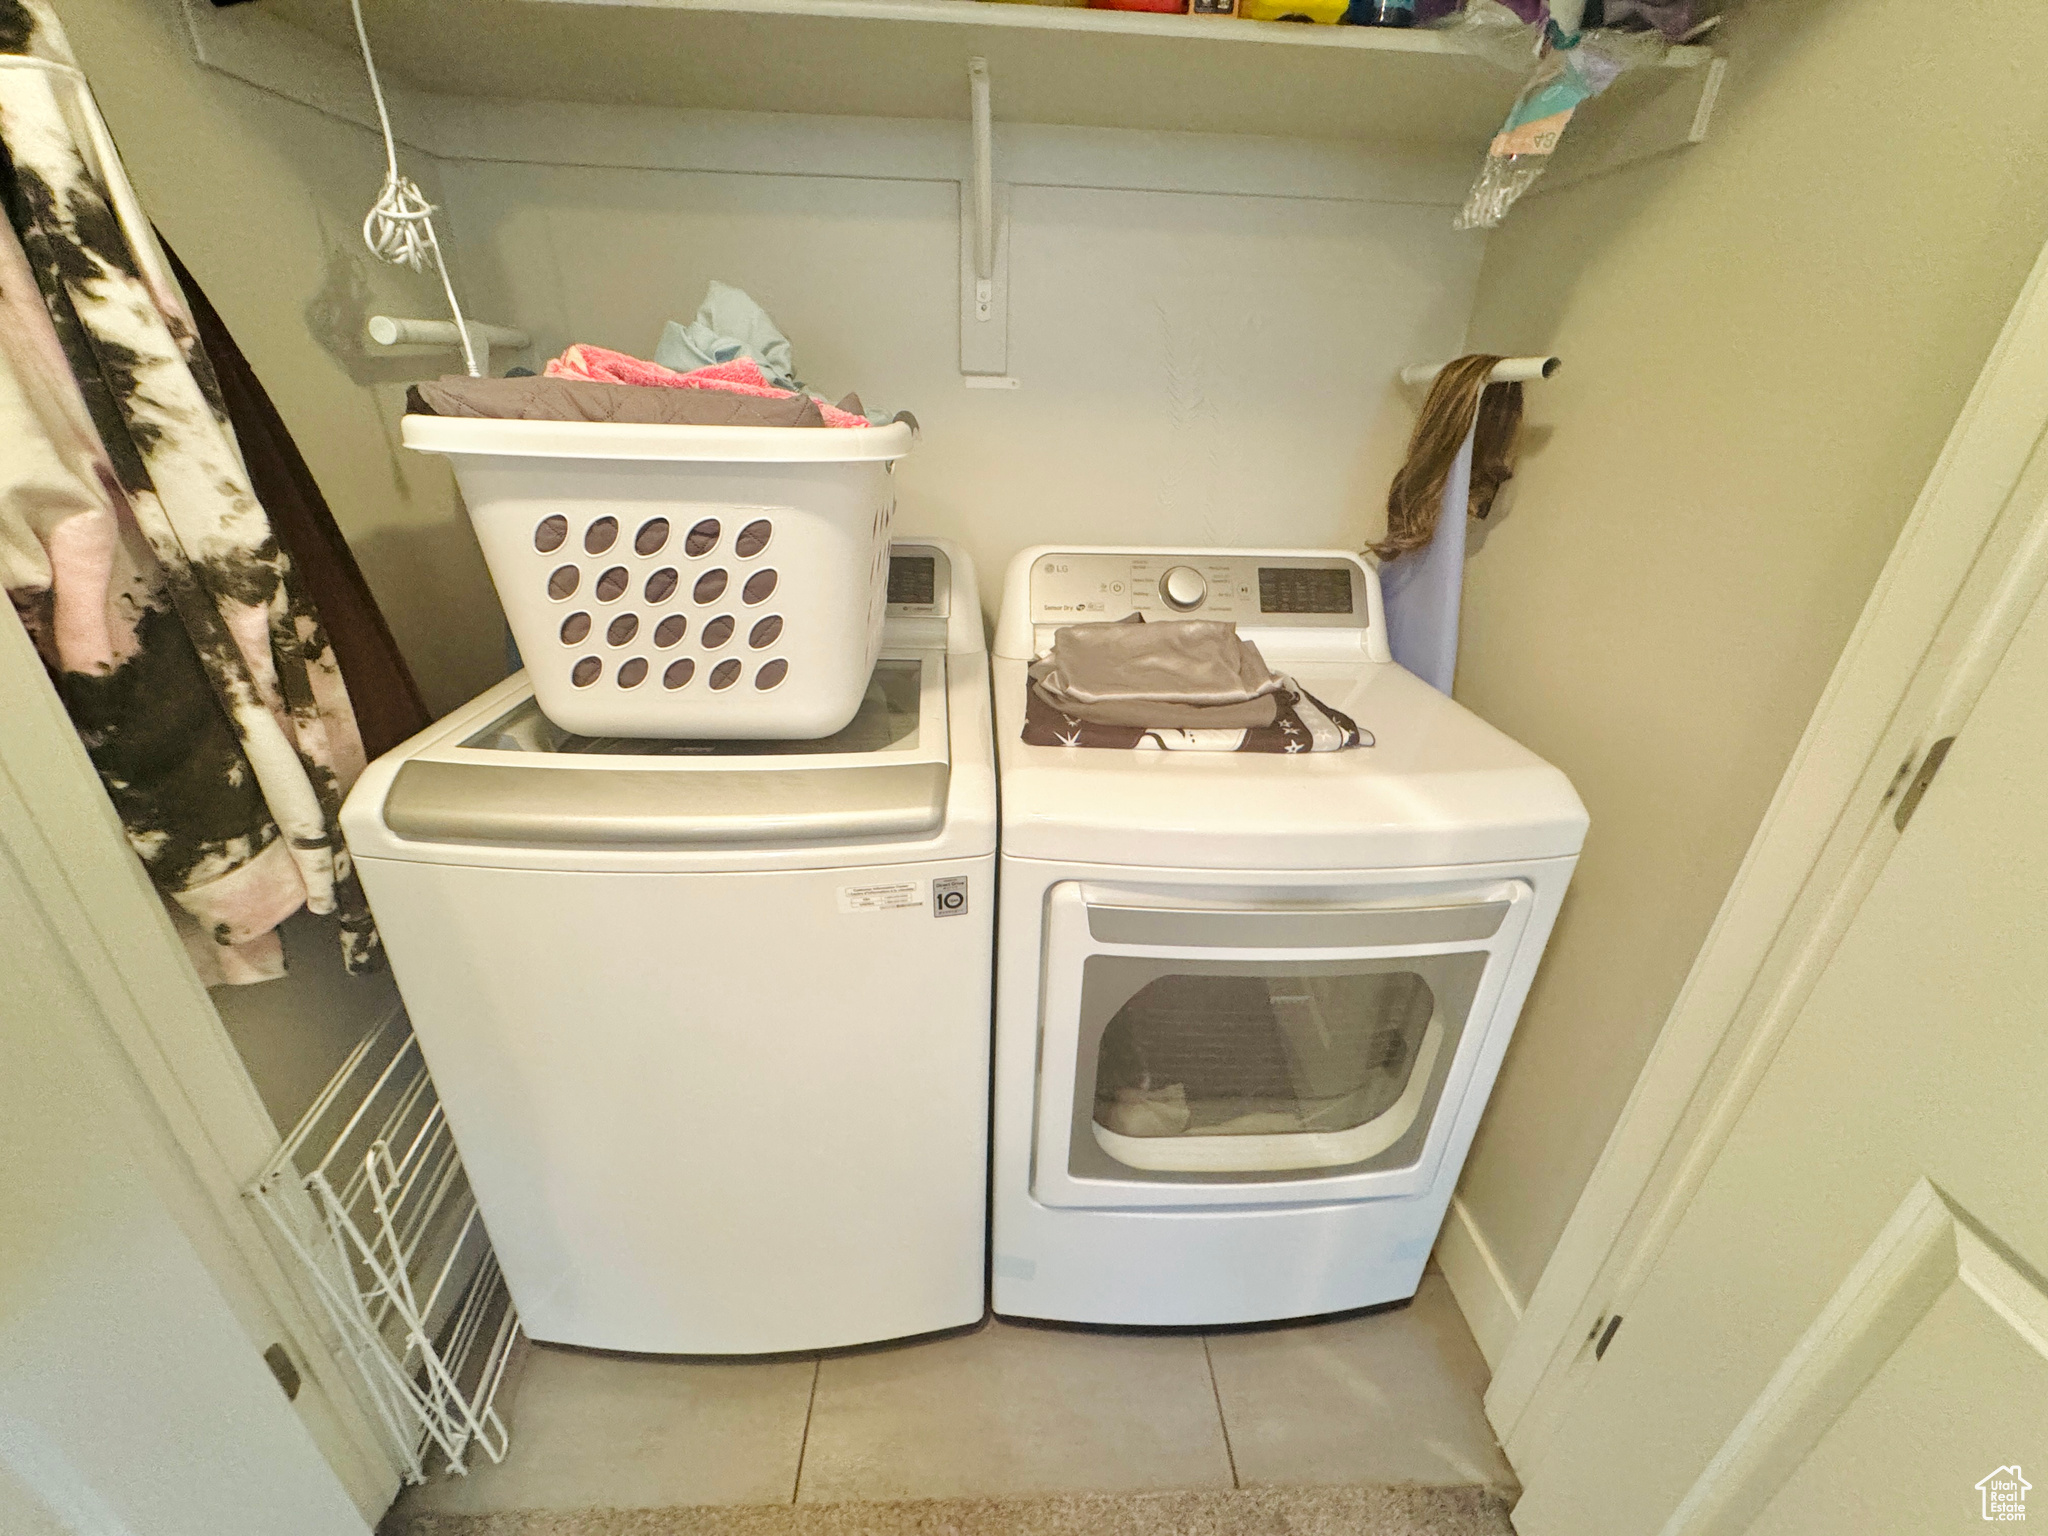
1449, 0, 2048, 1306
55, 0, 507, 717
436, 134, 1481, 613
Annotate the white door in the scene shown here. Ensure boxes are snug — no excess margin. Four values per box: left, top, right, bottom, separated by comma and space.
1, 838, 369, 1536
1510, 537, 2048, 1531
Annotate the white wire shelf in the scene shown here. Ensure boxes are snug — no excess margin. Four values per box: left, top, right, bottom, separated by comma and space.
249, 1013, 521, 1484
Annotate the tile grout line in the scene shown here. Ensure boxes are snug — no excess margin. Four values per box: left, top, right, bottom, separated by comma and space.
1201, 1334, 1241, 1491
790, 1357, 821, 1505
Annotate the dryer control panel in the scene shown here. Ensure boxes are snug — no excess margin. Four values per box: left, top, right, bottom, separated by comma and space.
1027, 551, 1370, 628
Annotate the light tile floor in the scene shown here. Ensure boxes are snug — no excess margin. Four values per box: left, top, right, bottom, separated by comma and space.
396, 1273, 1512, 1518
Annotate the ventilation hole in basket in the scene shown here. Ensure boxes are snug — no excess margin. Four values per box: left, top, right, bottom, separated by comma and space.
572, 656, 602, 687
653, 614, 687, 648
709, 658, 742, 690
583, 516, 619, 554
607, 613, 639, 647
534, 515, 568, 553
754, 658, 789, 690
560, 611, 591, 645
685, 519, 721, 556
693, 568, 729, 604
595, 566, 630, 602
548, 565, 580, 600
749, 615, 783, 649
617, 657, 649, 688
701, 615, 735, 648
735, 519, 773, 558
635, 518, 670, 556
742, 568, 778, 605
664, 657, 695, 689
644, 567, 679, 603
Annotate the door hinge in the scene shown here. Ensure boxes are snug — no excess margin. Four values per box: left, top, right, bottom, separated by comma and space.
1892, 736, 1956, 833
1594, 1314, 1624, 1361
263, 1342, 301, 1402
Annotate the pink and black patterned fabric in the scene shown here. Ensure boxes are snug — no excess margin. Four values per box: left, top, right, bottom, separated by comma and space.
0, 0, 379, 983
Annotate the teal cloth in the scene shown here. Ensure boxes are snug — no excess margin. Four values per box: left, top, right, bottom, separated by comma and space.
654, 281, 804, 393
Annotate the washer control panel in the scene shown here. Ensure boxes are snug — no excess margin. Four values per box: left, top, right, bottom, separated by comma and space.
885, 543, 951, 618
1029, 551, 1369, 629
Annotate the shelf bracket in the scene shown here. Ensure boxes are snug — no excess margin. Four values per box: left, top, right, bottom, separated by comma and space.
1535, 52, 1728, 198
960, 56, 1012, 380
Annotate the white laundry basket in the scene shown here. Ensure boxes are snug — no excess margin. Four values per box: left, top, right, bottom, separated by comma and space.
405, 415, 916, 739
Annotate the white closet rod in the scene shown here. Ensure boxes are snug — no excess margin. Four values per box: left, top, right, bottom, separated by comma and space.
369, 316, 529, 351
1399, 355, 1561, 387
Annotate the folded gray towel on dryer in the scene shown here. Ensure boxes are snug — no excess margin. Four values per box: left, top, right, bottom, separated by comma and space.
1036, 618, 1285, 713
1028, 658, 1281, 728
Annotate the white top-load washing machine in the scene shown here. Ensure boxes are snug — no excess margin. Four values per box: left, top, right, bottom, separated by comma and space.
342, 539, 993, 1355
990, 546, 1588, 1327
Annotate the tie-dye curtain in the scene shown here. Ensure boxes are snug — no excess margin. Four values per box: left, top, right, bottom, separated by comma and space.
0, 0, 378, 984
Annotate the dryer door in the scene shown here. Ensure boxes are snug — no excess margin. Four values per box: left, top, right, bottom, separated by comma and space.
1030, 880, 1535, 1211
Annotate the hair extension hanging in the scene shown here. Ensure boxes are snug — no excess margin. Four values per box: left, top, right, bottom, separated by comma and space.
1373, 355, 1525, 562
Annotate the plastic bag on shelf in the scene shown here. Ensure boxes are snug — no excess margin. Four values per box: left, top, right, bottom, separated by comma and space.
1454, 23, 1664, 229
1421, 0, 1544, 66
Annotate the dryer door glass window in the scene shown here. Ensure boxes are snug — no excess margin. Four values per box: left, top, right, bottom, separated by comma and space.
1072, 952, 1487, 1181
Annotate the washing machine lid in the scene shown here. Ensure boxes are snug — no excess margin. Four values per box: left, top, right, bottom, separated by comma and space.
995, 657, 1588, 870
379, 653, 950, 849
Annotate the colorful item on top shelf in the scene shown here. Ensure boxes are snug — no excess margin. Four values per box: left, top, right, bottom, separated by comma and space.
1088, 0, 1188, 12
1239, 0, 1345, 21
1423, 0, 1693, 32
543, 346, 873, 427
1345, 0, 1415, 24
1584, 0, 1693, 38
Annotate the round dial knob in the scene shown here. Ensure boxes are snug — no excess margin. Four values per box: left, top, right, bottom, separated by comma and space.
1159, 566, 1208, 612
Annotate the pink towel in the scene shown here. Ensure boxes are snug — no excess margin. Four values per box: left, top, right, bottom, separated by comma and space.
544, 345, 869, 428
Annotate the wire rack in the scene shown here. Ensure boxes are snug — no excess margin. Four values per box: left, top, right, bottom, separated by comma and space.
248, 1013, 521, 1483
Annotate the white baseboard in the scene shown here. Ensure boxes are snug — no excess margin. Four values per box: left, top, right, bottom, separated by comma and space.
1434, 1196, 1525, 1372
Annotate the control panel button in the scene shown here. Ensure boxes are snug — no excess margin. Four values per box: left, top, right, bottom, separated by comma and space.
1160, 566, 1207, 611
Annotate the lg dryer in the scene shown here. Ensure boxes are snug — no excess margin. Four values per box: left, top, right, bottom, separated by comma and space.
989, 546, 1587, 1327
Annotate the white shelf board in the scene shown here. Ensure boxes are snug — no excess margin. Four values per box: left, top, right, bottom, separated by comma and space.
546, 0, 1495, 50
264, 0, 1708, 146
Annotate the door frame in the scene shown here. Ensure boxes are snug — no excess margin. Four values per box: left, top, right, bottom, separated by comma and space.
1486, 234, 2048, 1475
0, 606, 402, 1520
